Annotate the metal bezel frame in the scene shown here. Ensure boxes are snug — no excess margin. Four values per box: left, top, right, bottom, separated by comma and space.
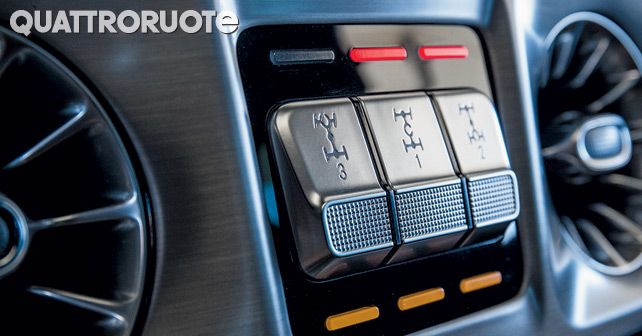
544, 12, 642, 276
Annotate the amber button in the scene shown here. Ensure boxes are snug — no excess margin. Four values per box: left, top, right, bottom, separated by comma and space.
325, 306, 380, 331
460, 271, 502, 293
397, 287, 445, 311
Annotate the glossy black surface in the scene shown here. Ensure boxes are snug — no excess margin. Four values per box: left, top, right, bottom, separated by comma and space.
238, 24, 523, 335
239, 25, 491, 141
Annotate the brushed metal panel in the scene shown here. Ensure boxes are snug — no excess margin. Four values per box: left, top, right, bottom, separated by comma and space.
0, 1, 289, 335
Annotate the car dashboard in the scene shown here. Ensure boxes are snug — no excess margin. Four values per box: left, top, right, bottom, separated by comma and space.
2, 0, 642, 335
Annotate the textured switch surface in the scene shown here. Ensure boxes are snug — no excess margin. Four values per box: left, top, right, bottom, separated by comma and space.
395, 180, 468, 243
468, 171, 519, 227
324, 195, 393, 256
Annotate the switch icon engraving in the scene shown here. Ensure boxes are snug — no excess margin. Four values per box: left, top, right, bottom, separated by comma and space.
394, 107, 424, 168
459, 102, 487, 160
313, 112, 350, 180
313, 112, 349, 162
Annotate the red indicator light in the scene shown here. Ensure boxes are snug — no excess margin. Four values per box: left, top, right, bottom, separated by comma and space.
418, 46, 469, 60
349, 47, 407, 62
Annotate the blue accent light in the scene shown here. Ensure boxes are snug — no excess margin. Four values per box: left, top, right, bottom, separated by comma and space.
263, 181, 280, 226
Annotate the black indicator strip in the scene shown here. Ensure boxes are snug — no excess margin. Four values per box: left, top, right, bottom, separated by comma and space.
269, 48, 335, 65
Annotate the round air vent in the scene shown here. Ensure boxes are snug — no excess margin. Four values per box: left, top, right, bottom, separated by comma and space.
0, 27, 150, 334
539, 13, 642, 274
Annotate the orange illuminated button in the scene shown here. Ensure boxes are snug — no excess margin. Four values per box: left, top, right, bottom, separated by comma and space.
349, 47, 407, 62
397, 287, 445, 311
418, 45, 469, 60
325, 306, 380, 331
459, 271, 502, 293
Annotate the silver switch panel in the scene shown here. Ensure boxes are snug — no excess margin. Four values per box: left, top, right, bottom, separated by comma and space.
273, 98, 383, 209
433, 91, 510, 174
360, 93, 457, 188
269, 91, 519, 277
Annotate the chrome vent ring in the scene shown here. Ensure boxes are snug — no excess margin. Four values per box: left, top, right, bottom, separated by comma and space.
540, 13, 642, 274
0, 27, 150, 334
